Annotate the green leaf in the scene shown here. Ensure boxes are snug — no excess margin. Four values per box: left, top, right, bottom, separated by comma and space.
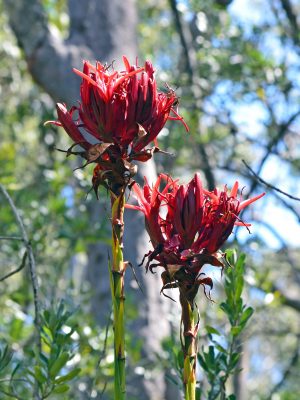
42, 325, 53, 344
34, 365, 47, 384
10, 318, 24, 341
215, 344, 227, 354
177, 350, 184, 369
229, 353, 240, 370
39, 353, 49, 367
219, 354, 228, 370
53, 384, 70, 394
220, 302, 231, 316
10, 362, 21, 380
204, 346, 215, 368
49, 352, 70, 378
235, 275, 244, 301
56, 333, 69, 346
0, 345, 13, 373
231, 326, 242, 336
43, 310, 51, 323
240, 307, 254, 327
236, 253, 246, 274
236, 298, 244, 314
198, 354, 208, 372
49, 312, 58, 333
55, 367, 81, 384
225, 249, 236, 265
57, 301, 65, 319
206, 325, 221, 335
227, 394, 236, 400
196, 387, 202, 400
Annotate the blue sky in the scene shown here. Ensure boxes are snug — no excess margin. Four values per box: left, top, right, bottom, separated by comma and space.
228, 0, 300, 249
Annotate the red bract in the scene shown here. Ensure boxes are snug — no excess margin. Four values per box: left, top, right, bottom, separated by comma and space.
46, 57, 187, 195
127, 174, 265, 275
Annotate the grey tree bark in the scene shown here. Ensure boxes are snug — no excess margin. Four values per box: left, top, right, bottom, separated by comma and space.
3, 0, 177, 398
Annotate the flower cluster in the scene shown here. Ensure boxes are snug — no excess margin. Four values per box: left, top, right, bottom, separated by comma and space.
46, 55, 265, 294
47, 57, 187, 195
46, 56, 266, 397
127, 174, 264, 292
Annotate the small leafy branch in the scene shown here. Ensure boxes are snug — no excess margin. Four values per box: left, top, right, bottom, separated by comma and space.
28, 301, 81, 398
0, 302, 81, 399
198, 250, 254, 400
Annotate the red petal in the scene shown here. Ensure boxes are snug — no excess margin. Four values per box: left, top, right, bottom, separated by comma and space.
125, 204, 143, 211
238, 192, 265, 211
230, 181, 239, 198
56, 103, 89, 149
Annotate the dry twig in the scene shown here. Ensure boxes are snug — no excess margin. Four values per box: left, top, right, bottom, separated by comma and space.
0, 183, 41, 350
243, 159, 300, 201
0, 251, 27, 282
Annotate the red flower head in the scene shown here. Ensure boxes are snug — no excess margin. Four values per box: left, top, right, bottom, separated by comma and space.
127, 174, 265, 293
46, 57, 187, 195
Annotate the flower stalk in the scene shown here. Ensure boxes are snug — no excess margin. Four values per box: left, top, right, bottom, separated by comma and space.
180, 286, 198, 400
110, 191, 126, 399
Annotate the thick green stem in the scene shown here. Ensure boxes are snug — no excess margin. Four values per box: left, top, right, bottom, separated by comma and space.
110, 192, 126, 400
180, 290, 197, 400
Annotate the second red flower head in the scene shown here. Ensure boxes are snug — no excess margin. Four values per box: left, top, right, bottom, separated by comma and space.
127, 173, 265, 291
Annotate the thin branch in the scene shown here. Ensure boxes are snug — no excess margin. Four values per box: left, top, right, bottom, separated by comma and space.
219, 162, 300, 223
0, 388, 23, 400
242, 159, 300, 201
0, 184, 41, 352
0, 236, 24, 241
96, 313, 111, 370
0, 378, 29, 384
168, 0, 194, 78
279, 0, 300, 46
0, 251, 27, 282
248, 108, 300, 196
99, 382, 108, 400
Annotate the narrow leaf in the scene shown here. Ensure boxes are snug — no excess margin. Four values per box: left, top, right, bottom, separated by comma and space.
53, 384, 70, 393
206, 325, 221, 335
55, 367, 81, 384
49, 352, 70, 378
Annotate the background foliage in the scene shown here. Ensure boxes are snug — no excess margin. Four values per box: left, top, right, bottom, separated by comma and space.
0, 0, 299, 399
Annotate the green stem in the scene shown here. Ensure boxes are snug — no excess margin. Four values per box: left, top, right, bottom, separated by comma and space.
110, 192, 126, 400
180, 290, 197, 400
